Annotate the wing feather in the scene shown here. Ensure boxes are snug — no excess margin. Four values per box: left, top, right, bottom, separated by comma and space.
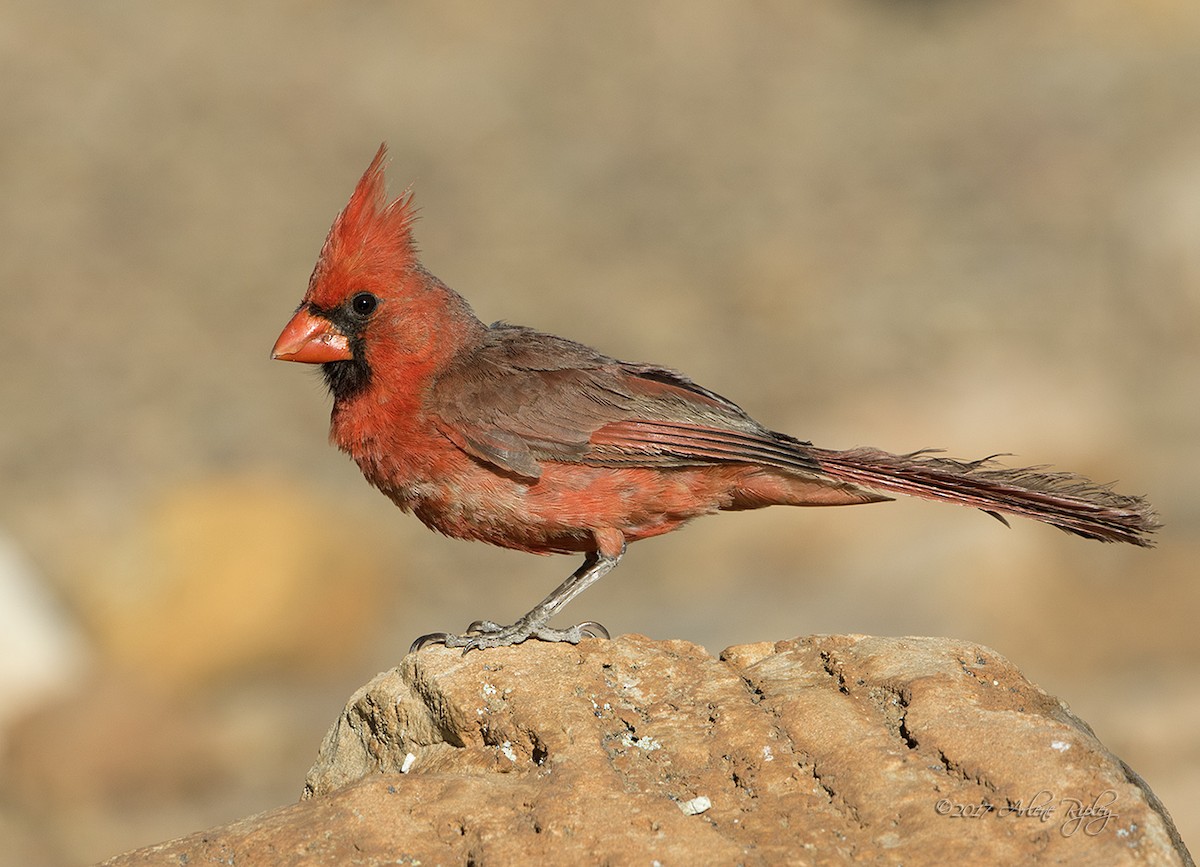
428, 323, 822, 479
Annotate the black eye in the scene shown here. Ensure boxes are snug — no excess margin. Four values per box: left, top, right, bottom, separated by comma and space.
350, 292, 377, 317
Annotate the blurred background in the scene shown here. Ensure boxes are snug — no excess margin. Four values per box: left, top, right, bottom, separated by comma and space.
1, 1, 1197, 862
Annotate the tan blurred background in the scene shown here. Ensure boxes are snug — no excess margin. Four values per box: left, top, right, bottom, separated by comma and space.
1, 1, 1197, 862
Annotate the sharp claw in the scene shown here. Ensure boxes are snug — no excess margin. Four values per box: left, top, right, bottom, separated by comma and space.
575, 620, 610, 640
410, 632, 451, 653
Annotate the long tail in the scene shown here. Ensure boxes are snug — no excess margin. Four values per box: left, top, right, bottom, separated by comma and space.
810, 446, 1160, 547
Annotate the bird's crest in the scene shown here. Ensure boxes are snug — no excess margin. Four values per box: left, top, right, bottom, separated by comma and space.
305, 143, 419, 306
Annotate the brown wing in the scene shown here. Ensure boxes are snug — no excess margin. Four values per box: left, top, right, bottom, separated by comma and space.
428, 324, 824, 480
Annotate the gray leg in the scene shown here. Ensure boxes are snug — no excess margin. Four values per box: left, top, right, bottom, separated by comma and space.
410, 549, 621, 654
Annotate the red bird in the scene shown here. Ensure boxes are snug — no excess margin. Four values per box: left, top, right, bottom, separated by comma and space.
273, 145, 1158, 653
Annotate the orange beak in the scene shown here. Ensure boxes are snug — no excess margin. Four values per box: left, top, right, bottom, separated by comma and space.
271, 308, 352, 364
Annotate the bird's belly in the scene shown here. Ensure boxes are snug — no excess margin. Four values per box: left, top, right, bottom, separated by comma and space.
405, 461, 746, 555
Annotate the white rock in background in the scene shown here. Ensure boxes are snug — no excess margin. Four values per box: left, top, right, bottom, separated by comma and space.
0, 532, 89, 733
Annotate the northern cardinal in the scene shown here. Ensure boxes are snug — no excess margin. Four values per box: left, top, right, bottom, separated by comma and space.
273, 144, 1158, 653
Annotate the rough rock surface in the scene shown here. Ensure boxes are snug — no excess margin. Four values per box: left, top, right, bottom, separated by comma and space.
100, 634, 1192, 866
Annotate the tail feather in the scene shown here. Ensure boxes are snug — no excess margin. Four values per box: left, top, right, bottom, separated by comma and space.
811, 447, 1160, 547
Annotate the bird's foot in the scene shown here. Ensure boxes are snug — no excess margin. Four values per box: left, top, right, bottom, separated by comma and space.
410, 618, 609, 655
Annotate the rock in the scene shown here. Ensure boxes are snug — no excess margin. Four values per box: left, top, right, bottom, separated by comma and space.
0, 531, 88, 733
99, 634, 1193, 866
74, 476, 387, 690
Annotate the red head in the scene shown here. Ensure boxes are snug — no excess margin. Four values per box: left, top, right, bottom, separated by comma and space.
272, 144, 484, 403
303, 143, 419, 313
